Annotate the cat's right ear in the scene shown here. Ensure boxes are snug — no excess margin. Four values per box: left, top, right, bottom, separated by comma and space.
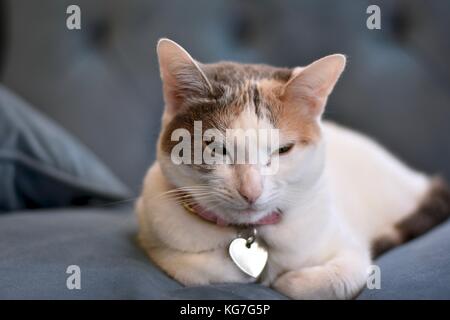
281, 54, 346, 119
157, 39, 213, 118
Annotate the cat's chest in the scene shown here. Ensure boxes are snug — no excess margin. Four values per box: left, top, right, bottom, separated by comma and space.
256, 215, 339, 270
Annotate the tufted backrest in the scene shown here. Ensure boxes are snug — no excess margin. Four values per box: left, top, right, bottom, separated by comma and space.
1, 0, 450, 193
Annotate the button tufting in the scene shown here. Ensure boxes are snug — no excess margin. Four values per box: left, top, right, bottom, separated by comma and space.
88, 19, 112, 47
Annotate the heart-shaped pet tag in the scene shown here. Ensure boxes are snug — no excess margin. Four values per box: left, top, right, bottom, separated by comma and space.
229, 238, 268, 278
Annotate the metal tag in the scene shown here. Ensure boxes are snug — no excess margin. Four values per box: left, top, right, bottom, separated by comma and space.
228, 229, 268, 279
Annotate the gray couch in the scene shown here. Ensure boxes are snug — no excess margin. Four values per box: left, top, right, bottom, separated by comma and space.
1, 0, 450, 299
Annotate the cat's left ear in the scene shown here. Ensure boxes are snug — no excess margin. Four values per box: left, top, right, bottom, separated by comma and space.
281, 54, 346, 118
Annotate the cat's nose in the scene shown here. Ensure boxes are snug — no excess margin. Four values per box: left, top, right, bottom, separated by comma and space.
237, 166, 263, 204
238, 186, 261, 205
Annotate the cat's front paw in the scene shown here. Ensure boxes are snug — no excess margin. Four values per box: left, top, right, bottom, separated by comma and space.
273, 269, 335, 299
272, 266, 366, 300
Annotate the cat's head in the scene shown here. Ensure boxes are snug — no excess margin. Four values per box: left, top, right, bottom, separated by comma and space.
155, 39, 345, 225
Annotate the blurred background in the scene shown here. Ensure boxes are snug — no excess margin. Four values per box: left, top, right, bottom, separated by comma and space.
1, 0, 449, 194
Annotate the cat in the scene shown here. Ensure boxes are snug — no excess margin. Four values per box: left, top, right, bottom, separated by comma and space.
136, 38, 450, 299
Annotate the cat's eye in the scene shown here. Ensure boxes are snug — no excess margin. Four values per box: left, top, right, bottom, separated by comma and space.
218, 145, 227, 156
273, 143, 294, 156
208, 143, 227, 157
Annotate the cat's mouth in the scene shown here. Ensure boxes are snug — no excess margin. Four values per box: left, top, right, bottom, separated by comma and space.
179, 192, 282, 226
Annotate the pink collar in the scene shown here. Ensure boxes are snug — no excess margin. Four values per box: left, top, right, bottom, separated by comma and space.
182, 199, 282, 227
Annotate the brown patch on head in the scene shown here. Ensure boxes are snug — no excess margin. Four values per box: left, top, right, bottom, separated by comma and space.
202, 62, 292, 87
372, 176, 450, 257
259, 54, 347, 146
160, 98, 239, 172
252, 85, 261, 118
159, 62, 294, 165
257, 78, 322, 146
159, 60, 326, 170
202, 62, 292, 121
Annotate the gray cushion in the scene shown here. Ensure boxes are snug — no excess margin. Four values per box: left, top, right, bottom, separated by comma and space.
0, 207, 284, 299
0, 85, 131, 212
0, 206, 449, 299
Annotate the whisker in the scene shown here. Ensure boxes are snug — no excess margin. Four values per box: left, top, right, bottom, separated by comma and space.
99, 197, 139, 207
